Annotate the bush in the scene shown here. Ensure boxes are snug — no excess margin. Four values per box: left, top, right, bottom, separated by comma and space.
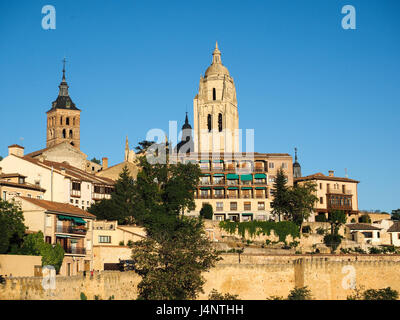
323, 234, 343, 253
315, 214, 327, 222
287, 286, 312, 300
359, 214, 371, 223
302, 226, 311, 234
316, 227, 326, 235
119, 241, 125, 246
369, 247, 381, 254
80, 292, 87, 300
208, 289, 239, 300
219, 220, 300, 242
200, 204, 213, 220
348, 287, 399, 300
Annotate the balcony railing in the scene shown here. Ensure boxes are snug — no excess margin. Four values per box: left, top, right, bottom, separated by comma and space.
92, 193, 112, 200
56, 225, 87, 236
64, 247, 86, 255
327, 189, 353, 195
213, 194, 225, 199
254, 167, 265, 172
71, 190, 81, 198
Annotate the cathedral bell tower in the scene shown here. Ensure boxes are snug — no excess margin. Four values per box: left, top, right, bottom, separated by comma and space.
193, 42, 239, 154
46, 59, 81, 149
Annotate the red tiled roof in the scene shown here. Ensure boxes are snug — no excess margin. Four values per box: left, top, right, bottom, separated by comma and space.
0, 180, 46, 192
18, 196, 96, 219
295, 172, 359, 183
8, 144, 24, 149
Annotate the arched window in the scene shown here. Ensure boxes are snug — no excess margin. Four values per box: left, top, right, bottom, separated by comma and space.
207, 114, 212, 132
69, 130, 73, 138
60, 116, 63, 125
66, 117, 70, 125
62, 129, 66, 138
218, 113, 223, 132
73, 117, 75, 126
213, 88, 216, 101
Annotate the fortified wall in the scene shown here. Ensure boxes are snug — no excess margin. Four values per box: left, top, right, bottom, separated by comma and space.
1, 254, 400, 300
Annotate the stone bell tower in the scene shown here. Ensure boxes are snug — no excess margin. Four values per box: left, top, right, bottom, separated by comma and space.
46, 59, 81, 149
193, 42, 239, 154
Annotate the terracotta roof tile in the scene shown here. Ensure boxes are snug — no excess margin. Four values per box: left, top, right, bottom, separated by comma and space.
18, 196, 95, 218
295, 172, 359, 183
346, 223, 381, 231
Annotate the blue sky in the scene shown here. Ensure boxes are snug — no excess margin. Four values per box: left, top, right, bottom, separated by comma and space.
0, 0, 399, 212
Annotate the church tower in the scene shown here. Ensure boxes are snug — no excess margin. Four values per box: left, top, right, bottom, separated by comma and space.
46, 59, 81, 149
293, 147, 302, 178
193, 42, 239, 154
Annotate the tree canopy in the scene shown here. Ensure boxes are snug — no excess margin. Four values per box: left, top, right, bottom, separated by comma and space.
270, 168, 289, 222
0, 200, 26, 254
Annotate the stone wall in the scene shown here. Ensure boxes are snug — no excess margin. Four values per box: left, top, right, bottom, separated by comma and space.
2, 254, 400, 300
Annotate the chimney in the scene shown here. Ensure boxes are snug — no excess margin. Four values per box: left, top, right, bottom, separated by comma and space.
328, 170, 334, 177
102, 157, 108, 170
8, 144, 24, 157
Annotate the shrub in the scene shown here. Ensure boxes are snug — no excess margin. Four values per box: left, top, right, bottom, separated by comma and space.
369, 247, 381, 254
348, 286, 399, 300
208, 289, 239, 300
287, 286, 312, 300
359, 214, 371, 223
323, 234, 343, 253
316, 227, 326, 235
219, 220, 300, 243
302, 226, 311, 234
200, 204, 213, 220
315, 214, 327, 222
119, 241, 124, 246
80, 292, 87, 300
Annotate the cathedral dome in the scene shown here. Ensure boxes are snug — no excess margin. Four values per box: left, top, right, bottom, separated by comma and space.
205, 63, 230, 77
204, 42, 230, 77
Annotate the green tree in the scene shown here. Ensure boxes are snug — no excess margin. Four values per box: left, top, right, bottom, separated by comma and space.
135, 140, 155, 154
270, 168, 289, 222
391, 209, 400, 221
286, 182, 318, 226
0, 155, 3, 161
324, 210, 347, 253
131, 217, 220, 300
91, 157, 101, 165
359, 214, 371, 223
17, 231, 64, 273
200, 203, 213, 220
0, 200, 26, 253
88, 165, 135, 224
347, 286, 398, 300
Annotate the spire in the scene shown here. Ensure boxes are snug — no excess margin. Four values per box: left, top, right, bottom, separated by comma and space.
58, 57, 69, 97
125, 136, 129, 150
212, 41, 222, 65
293, 147, 302, 178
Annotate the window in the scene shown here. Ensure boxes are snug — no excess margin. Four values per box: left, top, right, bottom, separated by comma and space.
69, 130, 73, 138
258, 202, 265, 210
218, 113, 223, 132
18, 177, 25, 184
60, 116, 63, 125
207, 114, 212, 132
230, 202, 237, 211
244, 202, 251, 211
62, 129, 66, 138
320, 197, 323, 204
45, 236, 52, 244
320, 183, 322, 189
2, 191, 6, 200
46, 215, 52, 227
216, 202, 223, 212
72, 182, 81, 191
66, 117, 70, 125
27, 194, 32, 198
268, 162, 274, 169
70, 199, 74, 203
282, 163, 288, 169
213, 88, 216, 100
98, 236, 111, 243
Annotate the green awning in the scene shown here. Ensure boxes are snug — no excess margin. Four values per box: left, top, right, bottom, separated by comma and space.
255, 187, 266, 190
213, 186, 224, 190
242, 213, 253, 216
227, 174, 239, 180
254, 173, 266, 179
56, 235, 71, 238
213, 174, 225, 177
201, 174, 211, 176
228, 187, 238, 190
241, 187, 252, 190
199, 160, 209, 163
240, 174, 253, 181
200, 187, 210, 190
213, 160, 224, 163
73, 217, 86, 225
58, 215, 72, 221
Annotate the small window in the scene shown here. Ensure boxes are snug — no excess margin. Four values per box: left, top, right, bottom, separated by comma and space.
319, 183, 322, 189
62, 129, 66, 138
213, 88, 216, 100
98, 236, 111, 243
268, 162, 275, 169
320, 197, 323, 204
230, 202, 237, 211
207, 114, 212, 132
216, 202, 223, 211
257, 202, 265, 210
218, 113, 223, 132
244, 202, 251, 211
282, 163, 288, 169
66, 117, 70, 125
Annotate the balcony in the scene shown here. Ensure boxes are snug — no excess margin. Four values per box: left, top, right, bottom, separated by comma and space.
213, 194, 225, 199
64, 247, 86, 255
56, 225, 87, 236
198, 195, 211, 199
92, 193, 111, 200
255, 194, 267, 199
71, 190, 81, 198
327, 188, 352, 195
254, 167, 265, 172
